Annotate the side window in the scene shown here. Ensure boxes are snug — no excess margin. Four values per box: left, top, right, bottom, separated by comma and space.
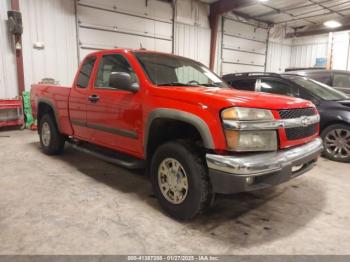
310, 74, 331, 86
260, 78, 294, 96
76, 56, 96, 88
333, 74, 350, 87
95, 54, 137, 89
229, 79, 256, 91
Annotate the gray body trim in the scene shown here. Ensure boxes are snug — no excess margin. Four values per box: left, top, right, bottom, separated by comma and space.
145, 108, 215, 157
71, 118, 138, 139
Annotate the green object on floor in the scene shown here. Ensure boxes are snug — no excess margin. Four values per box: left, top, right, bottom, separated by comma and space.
22, 91, 35, 128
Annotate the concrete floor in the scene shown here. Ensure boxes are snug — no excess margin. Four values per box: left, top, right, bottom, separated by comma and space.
0, 129, 349, 255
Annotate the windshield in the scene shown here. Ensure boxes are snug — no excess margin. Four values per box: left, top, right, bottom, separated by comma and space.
134, 52, 227, 88
284, 75, 349, 101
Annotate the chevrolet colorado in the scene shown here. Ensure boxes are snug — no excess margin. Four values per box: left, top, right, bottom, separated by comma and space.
31, 49, 323, 220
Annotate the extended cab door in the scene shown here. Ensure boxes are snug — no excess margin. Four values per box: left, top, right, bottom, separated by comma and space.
69, 55, 97, 140
86, 52, 143, 158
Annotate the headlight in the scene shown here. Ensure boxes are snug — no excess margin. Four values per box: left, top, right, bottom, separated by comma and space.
222, 107, 277, 152
222, 107, 274, 121
225, 130, 277, 152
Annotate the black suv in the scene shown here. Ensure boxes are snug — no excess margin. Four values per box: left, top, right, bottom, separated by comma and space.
222, 72, 350, 162
287, 69, 350, 95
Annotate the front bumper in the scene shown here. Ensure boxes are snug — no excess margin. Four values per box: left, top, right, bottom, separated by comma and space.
206, 138, 323, 194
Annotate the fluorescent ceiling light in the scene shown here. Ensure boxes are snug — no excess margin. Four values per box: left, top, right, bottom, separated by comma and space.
323, 20, 342, 28
258, 0, 269, 2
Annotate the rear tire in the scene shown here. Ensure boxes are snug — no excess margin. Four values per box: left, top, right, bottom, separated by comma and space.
321, 124, 350, 163
39, 114, 65, 155
150, 141, 212, 220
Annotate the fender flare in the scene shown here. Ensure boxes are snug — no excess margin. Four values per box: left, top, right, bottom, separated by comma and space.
144, 108, 215, 157
37, 98, 61, 132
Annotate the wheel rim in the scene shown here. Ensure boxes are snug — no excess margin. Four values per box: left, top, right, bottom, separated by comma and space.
324, 128, 350, 159
157, 158, 189, 205
41, 122, 51, 147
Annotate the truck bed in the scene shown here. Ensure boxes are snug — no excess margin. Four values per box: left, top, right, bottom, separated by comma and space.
30, 84, 73, 135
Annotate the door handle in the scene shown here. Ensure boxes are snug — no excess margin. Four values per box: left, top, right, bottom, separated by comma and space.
88, 94, 100, 103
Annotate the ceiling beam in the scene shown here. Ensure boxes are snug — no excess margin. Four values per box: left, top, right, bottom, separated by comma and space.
286, 17, 350, 37
286, 24, 350, 37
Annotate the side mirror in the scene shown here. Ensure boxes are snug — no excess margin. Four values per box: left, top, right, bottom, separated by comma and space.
109, 72, 139, 93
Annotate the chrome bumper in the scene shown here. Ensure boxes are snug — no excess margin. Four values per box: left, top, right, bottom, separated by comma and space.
206, 138, 323, 176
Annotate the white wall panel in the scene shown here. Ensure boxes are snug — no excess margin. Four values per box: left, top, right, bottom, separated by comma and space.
0, 0, 18, 99
175, 0, 209, 28
78, 5, 172, 40
222, 49, 265, 66
221, 17, 268, 74
174, 0, 210, 66
266, 41, 292, 73
20, 0, 78, 90
79, 27, 172, 52
77, 0, 173, 59
79, 0, 172, 22
223, 35, 266, 54
332, 31, 350, 70
290, 35, 328, 68
223, 19, 268, 42
174, 23, 210, 66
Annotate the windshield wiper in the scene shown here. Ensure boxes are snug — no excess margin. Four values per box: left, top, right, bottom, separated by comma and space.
157, 82, 197, 86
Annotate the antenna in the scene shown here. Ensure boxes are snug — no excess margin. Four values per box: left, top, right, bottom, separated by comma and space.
139, 42, 146, 50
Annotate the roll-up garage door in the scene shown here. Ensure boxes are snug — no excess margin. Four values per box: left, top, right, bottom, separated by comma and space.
221, 17, 268, 75
76, 0, 173, 60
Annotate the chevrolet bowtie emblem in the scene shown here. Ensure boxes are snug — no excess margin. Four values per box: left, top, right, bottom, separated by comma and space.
301, 116, 311, 127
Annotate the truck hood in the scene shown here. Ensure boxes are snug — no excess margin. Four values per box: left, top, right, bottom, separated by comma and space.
153, 86, 315, 110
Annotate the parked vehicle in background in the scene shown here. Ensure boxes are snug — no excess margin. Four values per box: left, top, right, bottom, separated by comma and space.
223, 72, 350, 162
286, 69, 350, 95
30, 50, 323, 220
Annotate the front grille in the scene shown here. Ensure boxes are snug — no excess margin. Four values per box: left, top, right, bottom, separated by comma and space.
279, 108, 318, 141
278, 108, 315, 119
285, 123, 318, 140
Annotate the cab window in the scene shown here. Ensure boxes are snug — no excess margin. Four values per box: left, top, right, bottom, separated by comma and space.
76, 56, 96, 88
95, 54, 138, 89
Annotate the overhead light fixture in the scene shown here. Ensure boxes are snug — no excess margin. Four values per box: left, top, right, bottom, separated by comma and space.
258, 0, 269, 2
323, 20, 342, 28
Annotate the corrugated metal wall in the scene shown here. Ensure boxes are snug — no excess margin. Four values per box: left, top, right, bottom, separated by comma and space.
290, 35, 328, 68
174, 0, 210, 66
0, 0, 18, 99
20, 0, 78, 90
266, 41, 292, 73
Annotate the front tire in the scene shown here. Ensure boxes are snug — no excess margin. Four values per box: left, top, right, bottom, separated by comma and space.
150, 141, 212, 220
39, 114, 65, 155
321, 124, 350, 163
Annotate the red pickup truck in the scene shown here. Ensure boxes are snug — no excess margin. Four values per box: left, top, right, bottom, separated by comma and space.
31, 49, 323, 220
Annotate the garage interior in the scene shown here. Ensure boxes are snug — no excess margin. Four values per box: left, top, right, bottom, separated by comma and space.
1, 0, 350, 256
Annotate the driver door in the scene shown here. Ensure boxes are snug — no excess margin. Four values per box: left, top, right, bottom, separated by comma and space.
86, 53, 143, 157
